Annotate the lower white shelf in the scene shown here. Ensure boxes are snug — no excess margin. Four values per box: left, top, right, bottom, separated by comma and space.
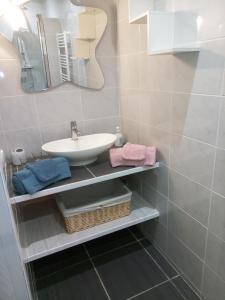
19, 192, 159, 263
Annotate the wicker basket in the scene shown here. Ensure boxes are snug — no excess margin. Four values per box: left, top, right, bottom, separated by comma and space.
56, 180, 132, 233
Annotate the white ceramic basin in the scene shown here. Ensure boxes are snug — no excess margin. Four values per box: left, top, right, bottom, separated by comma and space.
42, 133, 116, 166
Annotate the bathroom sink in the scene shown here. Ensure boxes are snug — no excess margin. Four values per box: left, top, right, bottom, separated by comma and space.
42, 133, 116, 166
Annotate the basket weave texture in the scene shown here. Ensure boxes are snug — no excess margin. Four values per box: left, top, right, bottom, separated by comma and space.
63, 201, 131, 233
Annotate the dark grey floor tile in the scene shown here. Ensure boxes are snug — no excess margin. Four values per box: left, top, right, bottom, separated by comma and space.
37, 260, 108, 300
85, 229, 136, 257
132, 281, 184, 300
130, 226, 146, 239
87, 160, 135, 177
172, 276, 201, 300
140, 239, 178, 278
93, 242, 166, 300
32, 245, 89, 279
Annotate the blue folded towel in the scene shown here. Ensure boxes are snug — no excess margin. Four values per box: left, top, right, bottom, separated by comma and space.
26, 159, 59, 182
12, 157, 71, 195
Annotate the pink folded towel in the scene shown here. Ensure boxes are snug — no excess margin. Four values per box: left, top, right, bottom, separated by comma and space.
110, 145, 156, 168
123, 143, 146, 161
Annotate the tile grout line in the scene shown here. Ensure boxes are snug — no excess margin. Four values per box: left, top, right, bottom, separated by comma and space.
83, 244, 111, 300
130, 229, 202, 300
33, 257, 90, 281
152, 242, 203, 299
84, 239, 138, 260
128, 229, 172, 280
85, 166, 96, 178
143, 178, 209, 230
126, 276, 180, 300
200, 95, 223, 297
169, 279, 189, 300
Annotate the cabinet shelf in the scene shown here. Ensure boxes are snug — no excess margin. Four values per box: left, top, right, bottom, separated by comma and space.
19, 192, 159, 263
128, 0, 200, 55
7, 160, 159, 204
2, 154, 159, 263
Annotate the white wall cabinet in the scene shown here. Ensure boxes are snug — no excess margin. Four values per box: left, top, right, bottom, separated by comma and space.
128, 0, 200, 55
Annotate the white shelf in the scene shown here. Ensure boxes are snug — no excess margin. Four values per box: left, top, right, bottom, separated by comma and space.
129, 0, 153, 24
8, 162, 159, 204
128, 0, 200, 55
129, 11, 148, 24
150, 46, 200, 55
19, 192, 159, 263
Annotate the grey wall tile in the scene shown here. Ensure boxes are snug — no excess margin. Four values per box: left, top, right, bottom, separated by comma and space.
4, 128, 42, 158
82, 88, 119, 120
0, 60, 25, 97
167, 233, 203, 290
35, 90, 83, 126
139, 53, 173, 92
168, 202, 207, 259
173, 0, 225, 41
217, 98, 225, 148
126, 173, 142, 194
172, 39, 225, 95
0, 133, 7, 154
138, 220, 168, 253
202, 266, 225, 300
142, 184, 168, 227
40, 122, 84, 144
0, 95, 37, 131
206, 232, 225, 282
84, 117, 119, 135
169, 170, 210, 226
171, 93, 221, 145
142, 164, 169, 197
209, 192, 225, 242
170, 135, 215, 188
213, 148, 225, 197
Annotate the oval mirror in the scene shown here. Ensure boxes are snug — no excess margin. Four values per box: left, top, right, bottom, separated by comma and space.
0, 0, 107, 92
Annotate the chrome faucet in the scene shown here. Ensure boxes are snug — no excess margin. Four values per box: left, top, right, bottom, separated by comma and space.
71, 121, 79, 141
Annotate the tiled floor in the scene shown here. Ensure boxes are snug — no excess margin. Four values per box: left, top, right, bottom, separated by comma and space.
32, 227, 201, 300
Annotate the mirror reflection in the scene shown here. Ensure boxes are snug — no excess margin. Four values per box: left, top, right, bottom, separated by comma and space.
0, 0, 107, 92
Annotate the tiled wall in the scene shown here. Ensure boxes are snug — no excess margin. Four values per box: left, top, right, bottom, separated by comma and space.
0, 0, 119, 160
117, 0, 225, 299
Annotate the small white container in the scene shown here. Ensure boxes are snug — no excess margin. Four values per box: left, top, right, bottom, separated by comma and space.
57, 180, 132, 233
115, 126, 125, 147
